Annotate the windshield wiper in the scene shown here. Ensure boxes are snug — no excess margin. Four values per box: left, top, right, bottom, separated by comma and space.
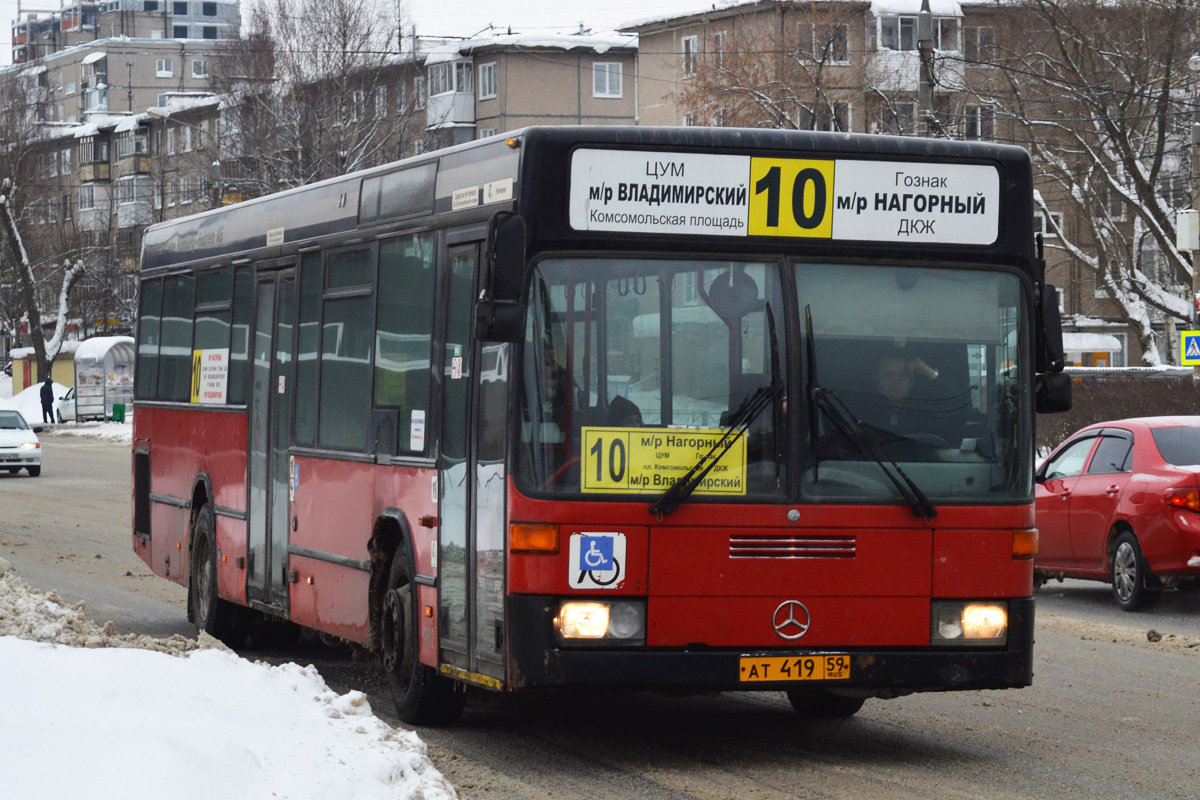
803, 305, 937, 520
649, 304, 783, 517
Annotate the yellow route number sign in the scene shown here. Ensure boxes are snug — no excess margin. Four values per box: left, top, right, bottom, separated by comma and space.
580, 427, 747, 496
747, 158, 835, 239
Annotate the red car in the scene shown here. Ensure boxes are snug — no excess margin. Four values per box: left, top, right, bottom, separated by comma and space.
1035, 416, 1200, 610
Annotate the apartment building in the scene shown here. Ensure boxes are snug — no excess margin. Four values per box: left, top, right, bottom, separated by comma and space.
422, 32, 637, 147
12, 0, 240, 64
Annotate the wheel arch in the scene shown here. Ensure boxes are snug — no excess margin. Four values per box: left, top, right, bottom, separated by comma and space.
1105, 519, 1136, 570
186, 472, 215, 622
367, 508, 415, 653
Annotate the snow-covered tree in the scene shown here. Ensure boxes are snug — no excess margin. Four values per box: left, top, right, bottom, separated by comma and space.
976, 0, 1200, 364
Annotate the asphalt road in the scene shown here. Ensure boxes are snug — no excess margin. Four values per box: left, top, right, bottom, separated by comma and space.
4, 437, 1200, 799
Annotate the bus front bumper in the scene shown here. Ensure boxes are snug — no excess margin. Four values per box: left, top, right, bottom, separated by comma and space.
506, 596, 1034, 693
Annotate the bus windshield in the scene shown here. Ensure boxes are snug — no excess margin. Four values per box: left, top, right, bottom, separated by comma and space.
518, 258, 1031, 504
800, 263, 1031, 503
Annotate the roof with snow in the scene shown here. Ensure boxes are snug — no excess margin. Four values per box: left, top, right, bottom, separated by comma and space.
73, 336, 135, 362
621, 0, 961, 31
425, 32, 636, 65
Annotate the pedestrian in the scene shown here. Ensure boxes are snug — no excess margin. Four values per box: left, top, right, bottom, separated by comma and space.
40, 375, 54, 424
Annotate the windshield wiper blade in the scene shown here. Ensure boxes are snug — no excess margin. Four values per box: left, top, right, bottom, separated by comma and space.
804, 305, 820, 482
649, 304, 783, 518
811, 387, 938, 520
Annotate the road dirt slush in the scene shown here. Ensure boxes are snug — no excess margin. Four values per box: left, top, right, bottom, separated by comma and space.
6, 438, 1200, 800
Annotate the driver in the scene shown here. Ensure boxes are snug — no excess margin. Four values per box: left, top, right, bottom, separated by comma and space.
863, 353, 938, 435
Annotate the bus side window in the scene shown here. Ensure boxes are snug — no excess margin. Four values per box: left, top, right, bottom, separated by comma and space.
227, 266, 254, 405
135, 278, 163, 400
158, 273, 196, 402
375, 234, 436, 454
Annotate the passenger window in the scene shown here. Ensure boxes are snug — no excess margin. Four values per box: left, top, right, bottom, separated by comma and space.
375, 233, 436, 452
1087, 435, 1132, 475
294, 252, 322, 446
227, 266, 253, 405
1042, 437, 1094, 480
157, 273, 196, 402
135, 279, 163, 400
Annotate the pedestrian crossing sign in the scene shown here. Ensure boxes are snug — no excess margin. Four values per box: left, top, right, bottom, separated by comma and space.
1182, 332, 1200, 365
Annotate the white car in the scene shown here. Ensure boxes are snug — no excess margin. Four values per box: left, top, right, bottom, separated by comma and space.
54, 387, 76, 423
0, 409, 42, 477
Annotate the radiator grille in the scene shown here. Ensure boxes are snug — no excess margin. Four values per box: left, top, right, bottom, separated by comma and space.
729, 534, 856, 559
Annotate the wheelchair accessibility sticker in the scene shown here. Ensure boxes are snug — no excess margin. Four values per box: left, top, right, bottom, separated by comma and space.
569, 532, 626, 589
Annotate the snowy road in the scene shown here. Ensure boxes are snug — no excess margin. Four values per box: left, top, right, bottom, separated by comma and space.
5, 438, 1200, 798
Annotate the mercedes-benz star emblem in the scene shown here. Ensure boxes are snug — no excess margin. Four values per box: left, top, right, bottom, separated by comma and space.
772, 600, 811, 640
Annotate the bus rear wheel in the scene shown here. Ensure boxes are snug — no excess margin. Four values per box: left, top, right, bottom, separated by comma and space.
786, 688, 865, 718
190, 504, 248, 647
382, 544, 465, 725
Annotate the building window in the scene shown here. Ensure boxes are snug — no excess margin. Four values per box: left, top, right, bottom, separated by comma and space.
593, 62, 622, 98
809, 23, 849, 62
156, 58, 173, 78
66, 82, 75, 95
479, 127, 498, 138
413, 76, 425, 109
202, 1, 216, 15
173, 25, 188, 38
1034, 210, 1063, 238
682, 35, 699, 75
192, 58, 207, 77
479, 62, 497, 99
180, 176, 193, 204
180, 126, 192, 152
428, 63, 451, 95
167, 128, 176, 155
962, 26, 995, 62
202, 26, 217, 39
374, 86, 387, 119
880, 100, 917, 135
799, 101, 851, 132
683, 112, 698, 127
117, 175, 151, 205
712, 31, 727, 69
455, 62, 473, 93
61, 149, 71, 174
964, 105, 994, 140
1160, 175, 1190, 209
934, 18, 958, 50
1099, 186, 1126, 222
879, 16, 917, 51
78, 184, 96, 210
173, 1, 188, 14
396, 83, 407, 113
145, 1, 159, 9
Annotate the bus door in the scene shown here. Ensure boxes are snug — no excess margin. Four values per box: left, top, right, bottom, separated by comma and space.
247, 261, 297, 611
438, 235, 508, 682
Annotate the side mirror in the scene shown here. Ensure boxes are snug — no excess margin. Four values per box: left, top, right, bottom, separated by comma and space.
32, 426, 44, 434
476, 212, 527, 343
1035, 283, 1071, 413
1036, 370, 1072, 413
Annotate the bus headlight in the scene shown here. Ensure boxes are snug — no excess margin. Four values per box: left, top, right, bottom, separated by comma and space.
555, 600, 645, 646
930, 601, 1008, 645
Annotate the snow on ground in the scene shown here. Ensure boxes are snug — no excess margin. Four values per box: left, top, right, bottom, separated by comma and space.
0, 558, 457, 800
49, 419, 133, 443
0, 373, 11, 399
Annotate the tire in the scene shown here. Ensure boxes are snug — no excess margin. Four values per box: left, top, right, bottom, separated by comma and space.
5, 468, 18, 474
381, 542, 465, 725
1111, 531, 1159, 612
190, 504, 248, 646
787, 688, 866, 718
56, 410, 63, 423
27, 466, 40, 477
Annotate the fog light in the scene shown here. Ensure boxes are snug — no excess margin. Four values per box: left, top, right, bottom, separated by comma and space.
931, 601, 1008, 645
555, 599, 645, 645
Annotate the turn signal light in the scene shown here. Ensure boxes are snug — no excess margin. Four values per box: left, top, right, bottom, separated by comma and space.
1164, 487, 1200, 512
1012, 528, 1038, 559
510, 523, 558, 553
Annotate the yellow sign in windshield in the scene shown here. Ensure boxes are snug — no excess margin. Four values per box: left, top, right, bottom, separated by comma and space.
580, 427, 747, 496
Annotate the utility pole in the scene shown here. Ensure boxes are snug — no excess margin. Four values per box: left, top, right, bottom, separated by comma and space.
917, 0, 935, 137
1181, 55, 1200, 376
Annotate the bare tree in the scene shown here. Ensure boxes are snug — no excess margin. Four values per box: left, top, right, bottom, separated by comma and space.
212, 0, 425, 198
979, 0, 1200, 364
0, 71, 87, 378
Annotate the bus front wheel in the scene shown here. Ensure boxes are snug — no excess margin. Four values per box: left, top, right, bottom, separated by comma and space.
190, 504, 248, 647
786, 688, 865, 718
382, 543, 465, 725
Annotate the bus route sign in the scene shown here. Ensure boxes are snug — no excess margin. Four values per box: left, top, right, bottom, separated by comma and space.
569, 148, 1000, 245
579, 426, 747, 496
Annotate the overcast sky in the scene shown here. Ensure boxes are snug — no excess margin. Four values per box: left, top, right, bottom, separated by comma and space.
0, 0, 714, 67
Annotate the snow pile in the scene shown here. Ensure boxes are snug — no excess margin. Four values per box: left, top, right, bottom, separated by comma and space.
0, 373, 11, 399
6, 380, 68, 423
50, 419, 134, 442
0, 559, 458, 800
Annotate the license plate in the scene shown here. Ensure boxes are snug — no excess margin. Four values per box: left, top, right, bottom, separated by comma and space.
0, 454, 19, 461
739, 654, 852, 682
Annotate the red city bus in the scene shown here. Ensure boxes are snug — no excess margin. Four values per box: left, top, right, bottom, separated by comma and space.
133, 127, 1069, 724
